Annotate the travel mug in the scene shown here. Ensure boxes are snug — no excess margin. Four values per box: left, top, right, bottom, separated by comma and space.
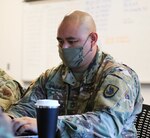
35, 99, 60, 138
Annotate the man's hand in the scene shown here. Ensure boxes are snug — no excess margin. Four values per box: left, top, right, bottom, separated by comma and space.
12, 117, 37, 136
0, 110, 14, 137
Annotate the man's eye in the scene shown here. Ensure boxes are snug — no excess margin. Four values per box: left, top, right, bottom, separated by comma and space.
68, 40, 78, 45
58, 40, 64, 46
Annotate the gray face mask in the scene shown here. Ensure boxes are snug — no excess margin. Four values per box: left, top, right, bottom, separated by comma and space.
59, 35, 91, 68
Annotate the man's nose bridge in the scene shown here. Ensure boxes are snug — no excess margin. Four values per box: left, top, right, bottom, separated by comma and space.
62, 41, 69, 48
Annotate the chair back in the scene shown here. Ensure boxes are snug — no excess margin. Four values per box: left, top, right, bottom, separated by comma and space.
135, 104, 150, 138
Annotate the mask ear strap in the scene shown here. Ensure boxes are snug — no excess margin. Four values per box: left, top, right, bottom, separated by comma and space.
82, 34, 91, 48
70, 34, 91, 66
82, 33, 93, 58
90, 44, 93, 51
71, 34, 92, 67
83, 44, 92, 59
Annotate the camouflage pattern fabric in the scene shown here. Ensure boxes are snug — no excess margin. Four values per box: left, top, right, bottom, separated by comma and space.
0, 69, 24, 111
7, 51, 143, 138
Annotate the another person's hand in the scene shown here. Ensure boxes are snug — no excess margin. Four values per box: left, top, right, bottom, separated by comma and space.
3, 112, 13, 123
12, 117, 37, 136
0, 109, 14, 137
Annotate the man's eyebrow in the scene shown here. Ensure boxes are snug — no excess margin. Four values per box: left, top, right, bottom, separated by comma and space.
57, 37, 77, 40
66, 37, 77, 40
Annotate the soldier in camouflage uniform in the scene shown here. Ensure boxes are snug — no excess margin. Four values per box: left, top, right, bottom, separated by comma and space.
7, 11, 143, 137
0, 68, 24, 111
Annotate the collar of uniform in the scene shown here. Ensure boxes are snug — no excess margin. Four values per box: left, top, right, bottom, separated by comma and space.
62, 68, 77, 86
82, 50, 103, 84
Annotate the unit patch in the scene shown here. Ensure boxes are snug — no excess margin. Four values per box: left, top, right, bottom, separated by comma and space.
103, 84, 119, 98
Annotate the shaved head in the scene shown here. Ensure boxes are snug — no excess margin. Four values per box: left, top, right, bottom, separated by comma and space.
58, 10, 96, 36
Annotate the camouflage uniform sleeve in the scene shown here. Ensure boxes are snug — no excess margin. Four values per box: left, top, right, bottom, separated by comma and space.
6, 68, 55, 118
0, 68, 24, 111
56, 68, 143, 138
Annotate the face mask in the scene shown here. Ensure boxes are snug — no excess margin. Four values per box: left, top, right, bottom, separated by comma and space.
59, 35, 91, 68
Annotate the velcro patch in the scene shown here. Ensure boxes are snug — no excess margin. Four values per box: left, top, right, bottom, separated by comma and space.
103, 84, 119, 98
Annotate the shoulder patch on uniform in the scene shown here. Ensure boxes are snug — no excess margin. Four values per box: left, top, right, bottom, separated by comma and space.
103, 84, 119, 98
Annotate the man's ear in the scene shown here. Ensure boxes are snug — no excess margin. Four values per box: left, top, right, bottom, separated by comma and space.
90, 32, 98, 45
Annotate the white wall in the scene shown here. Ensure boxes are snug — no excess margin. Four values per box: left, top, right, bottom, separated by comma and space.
0, 0, 22, 82
0, 0, 150, 104
141, 84, 150, 104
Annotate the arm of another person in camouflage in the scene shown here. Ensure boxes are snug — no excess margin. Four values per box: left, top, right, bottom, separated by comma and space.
56, 68, 143, 138
0, 68, 24, 111
6, 69, 55, 118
